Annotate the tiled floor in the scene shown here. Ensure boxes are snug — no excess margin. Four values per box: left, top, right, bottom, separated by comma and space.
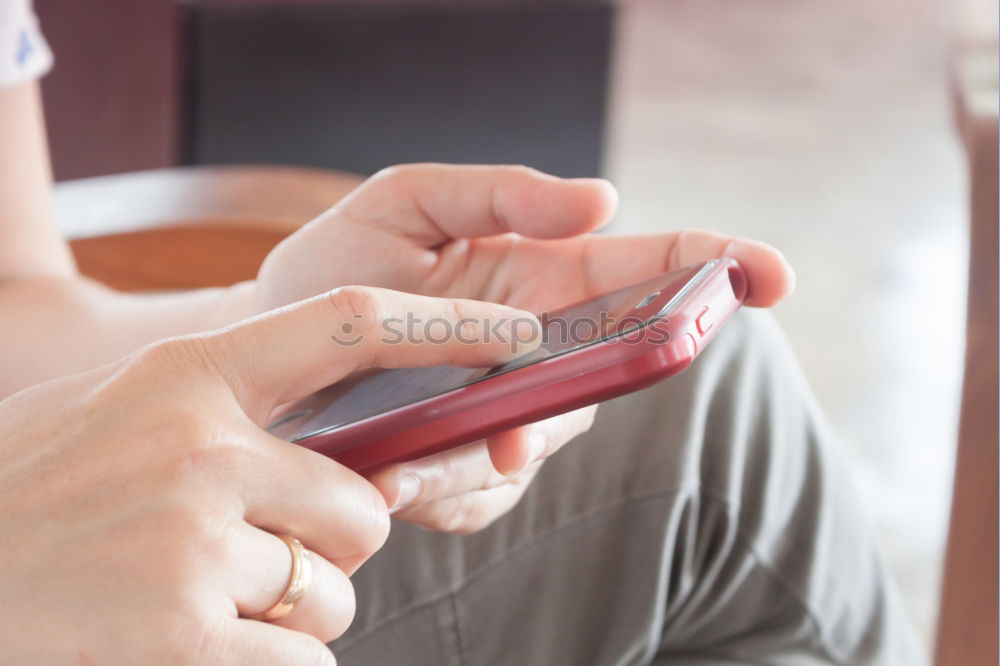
606, 0, 968, 646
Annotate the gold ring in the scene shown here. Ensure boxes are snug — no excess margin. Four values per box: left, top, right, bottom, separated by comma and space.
249, 534, 313, 622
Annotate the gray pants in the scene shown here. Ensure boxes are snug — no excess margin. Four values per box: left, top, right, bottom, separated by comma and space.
331, 311, 924, 665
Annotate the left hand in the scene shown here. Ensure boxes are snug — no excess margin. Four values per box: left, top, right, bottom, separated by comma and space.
256, 164, 795, 533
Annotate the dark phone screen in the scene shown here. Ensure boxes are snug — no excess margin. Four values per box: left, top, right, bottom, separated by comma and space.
268, 264, 707, 442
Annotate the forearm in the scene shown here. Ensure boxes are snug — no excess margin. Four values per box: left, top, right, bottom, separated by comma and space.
0, 276, 256, 397
0, 82, 74, 281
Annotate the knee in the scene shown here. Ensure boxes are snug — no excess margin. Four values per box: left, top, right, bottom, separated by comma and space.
690, 307, 819, 425
701, 308, 798, 381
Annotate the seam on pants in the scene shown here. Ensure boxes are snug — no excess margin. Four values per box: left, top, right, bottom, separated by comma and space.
726, 525, 843, 665
341, 486, 839, 664
685, 489, 843, 665
449, 590, 469, 666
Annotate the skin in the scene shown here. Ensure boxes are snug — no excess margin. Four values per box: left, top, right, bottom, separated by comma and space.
256, 163, 795, 530
0, 287, 542, 664
0, 75, 795, 661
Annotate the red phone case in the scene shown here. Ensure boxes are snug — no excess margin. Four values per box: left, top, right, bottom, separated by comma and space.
295, 259, 747, 473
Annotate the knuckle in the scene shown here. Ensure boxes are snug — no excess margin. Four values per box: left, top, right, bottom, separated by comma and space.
299, 643, 339, 666
130, 337, 182, 365
500, 164, 541, 179
291, 638, 339, 666
306, 458, 390, 560
431, 501, 492, 535
157, 503, 234, 573
430, 299, 479, 348
354, 483, 391, 554
436, 508, 468, 534
115, 343, 177, 386
446, 299, 482, 339
323, 569, 358, 642
568, 406, 597, 438
327, 286, 388, 335
163, 417, 252, 486
370, 163, 422, 184
366, 164, 426, 203
115, 337, 236, 405
456, 316, 481, 344
179, 438, 247, 477
370, 163, 404, 182
129, 336, 214, 378
168, 409, 220, 448
161, 610, 222, 665
327, 286, 402, 368
327, 466, 391, 557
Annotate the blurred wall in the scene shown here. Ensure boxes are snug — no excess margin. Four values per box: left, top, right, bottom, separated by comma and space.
36, 0, 182, 181
33, 0, 612, 182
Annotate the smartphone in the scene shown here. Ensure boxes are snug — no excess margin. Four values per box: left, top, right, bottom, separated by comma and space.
269, 258, 747, 473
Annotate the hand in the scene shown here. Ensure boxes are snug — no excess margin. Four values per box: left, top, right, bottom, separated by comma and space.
256, 164, 796, 533
0, 286, 538, 664
369, 405, 598, 534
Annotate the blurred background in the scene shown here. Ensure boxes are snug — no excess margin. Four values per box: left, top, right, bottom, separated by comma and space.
36, 0, 998, 658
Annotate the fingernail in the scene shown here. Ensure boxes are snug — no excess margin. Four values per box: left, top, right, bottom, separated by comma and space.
390, 473, 421, 514
527, 432, 548, 465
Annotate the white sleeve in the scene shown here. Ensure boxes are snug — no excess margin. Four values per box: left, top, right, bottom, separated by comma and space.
0, 0, 52, 89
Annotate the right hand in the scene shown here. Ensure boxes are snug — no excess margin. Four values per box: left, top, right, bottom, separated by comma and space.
0, 287, 539, 665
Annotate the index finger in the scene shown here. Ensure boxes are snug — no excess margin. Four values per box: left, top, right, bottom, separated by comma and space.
201, 286, 542, 418
575, 231, 796, 307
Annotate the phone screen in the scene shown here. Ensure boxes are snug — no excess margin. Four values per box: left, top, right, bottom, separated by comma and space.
268, 263, 708, 442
